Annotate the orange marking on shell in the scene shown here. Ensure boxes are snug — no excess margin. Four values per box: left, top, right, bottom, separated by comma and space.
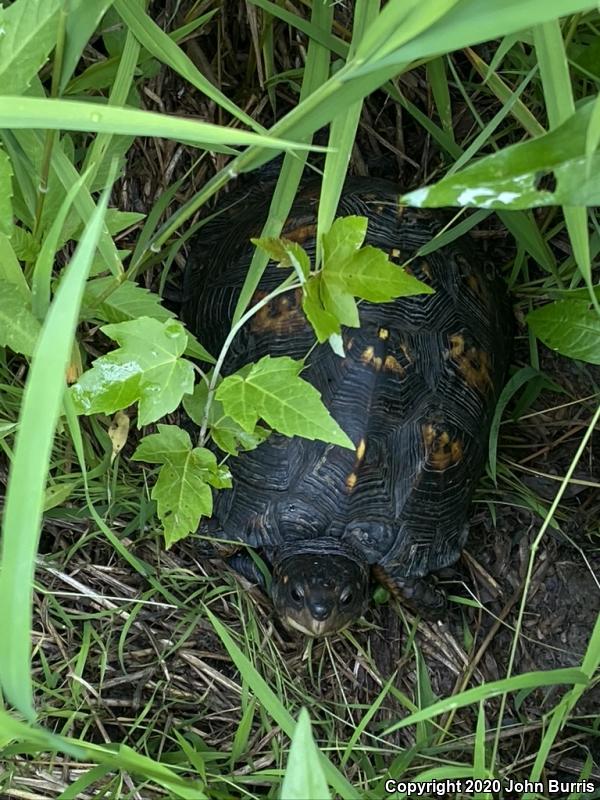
250, 288, 308, 335
282, 223, 317, 244
467, 274, 483, 296
346, 472, 358, 491
383, 354, 404, 375
360, 345, 383, 371
361, 346, 375, 363
448, 333, 493, 394
378, 327, 390, 340
422, 424, 463, 470
356, 438, 366, 464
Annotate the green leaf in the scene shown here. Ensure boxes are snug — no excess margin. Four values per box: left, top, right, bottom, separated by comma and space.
0, 0, 61, 94
70, 317, 195, 425
402, 99, 600, 209
0, 145, 13, 235
322, 215, 368, 263
82, 277, 175, 324
216, 355, 353, 449
252, 236, 311, 280
183, 333, 216, 364
527, 301, 600, 365
321, 217, 432, 303
0, 284, 41, 356
329, 244, 434, 302
10, 226, 38, 262
59, 0, 115, 91
183, 380, 269, 456
132, 425, 231, 547
302, 277, 342, 342
0, 233, 30, 300
103, 209, 146, 236
320, 278, 360, 328
281, 709, 331, 800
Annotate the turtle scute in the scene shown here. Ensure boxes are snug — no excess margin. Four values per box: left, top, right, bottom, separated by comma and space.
183, 177, 512, 636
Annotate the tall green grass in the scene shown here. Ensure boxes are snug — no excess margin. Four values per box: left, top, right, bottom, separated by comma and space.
0, 1, 598, 798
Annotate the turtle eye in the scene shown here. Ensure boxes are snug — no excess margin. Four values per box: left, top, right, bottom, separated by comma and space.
340, 587, 353, 606
290, 584, 304, 603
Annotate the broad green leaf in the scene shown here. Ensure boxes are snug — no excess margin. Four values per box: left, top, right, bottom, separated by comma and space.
0, 146, 13, 235
0, 0, 61, 94
329, 245, 434, 302
0, 233, 30, 300
527, 301, 600, 365
321, 217, 432, 302
402, 99, 600, 209
130, 422, 192, 464
183, 380, 269, 456
82, 278, 215, 363
132, 424, 231, 547
0, 284, 41, 356
216, 355, 353, 449
320, 278, 359, 328
82, 277, 175, 324
281, 709, 331, 800
322, 215, 368, 265
10, 226, 38, 261
70, 317, 195, 425
301, 277, 341, 343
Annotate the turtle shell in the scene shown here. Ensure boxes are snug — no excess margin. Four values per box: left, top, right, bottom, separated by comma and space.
183, 177, 512, 581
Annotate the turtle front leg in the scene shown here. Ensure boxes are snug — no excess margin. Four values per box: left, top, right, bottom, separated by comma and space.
372, 565, 447, 619
226, 552, 269, 592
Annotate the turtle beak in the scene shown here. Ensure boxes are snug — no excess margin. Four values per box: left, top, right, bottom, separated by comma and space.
283, 613, 343, 638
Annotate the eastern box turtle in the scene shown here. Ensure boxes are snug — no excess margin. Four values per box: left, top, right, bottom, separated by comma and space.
183, 177, 512, 636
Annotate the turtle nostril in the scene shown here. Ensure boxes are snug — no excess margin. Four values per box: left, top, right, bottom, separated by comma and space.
310, 602, 332, 621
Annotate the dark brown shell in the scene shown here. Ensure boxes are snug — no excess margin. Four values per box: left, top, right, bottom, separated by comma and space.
183, 178, 512, 578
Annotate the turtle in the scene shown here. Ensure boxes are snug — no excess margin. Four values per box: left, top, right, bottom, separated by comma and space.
182, 176, 512, 636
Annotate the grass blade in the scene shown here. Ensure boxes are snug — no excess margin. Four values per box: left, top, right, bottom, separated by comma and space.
0, 173, 114, 718
205, 609, 359, 799
0, 96, 322, 152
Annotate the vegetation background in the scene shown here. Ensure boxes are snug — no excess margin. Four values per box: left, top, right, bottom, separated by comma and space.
0, 0, 599, 797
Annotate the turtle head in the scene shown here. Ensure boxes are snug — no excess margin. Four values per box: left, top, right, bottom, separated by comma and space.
272, 540, 368, 636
